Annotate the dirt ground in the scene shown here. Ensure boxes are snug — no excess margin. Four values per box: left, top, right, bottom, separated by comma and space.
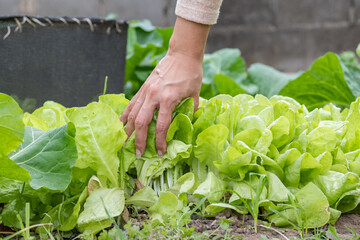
0, 203, 359, 239
188, 212, 360, 240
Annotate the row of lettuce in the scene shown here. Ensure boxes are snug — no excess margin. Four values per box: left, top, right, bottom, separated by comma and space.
1, 89, 360, 236
126, 20, 360, 111
1, 19, 360, 237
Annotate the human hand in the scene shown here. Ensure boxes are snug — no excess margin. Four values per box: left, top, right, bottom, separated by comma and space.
121, 17, 210, 158
120, 51, 203, 157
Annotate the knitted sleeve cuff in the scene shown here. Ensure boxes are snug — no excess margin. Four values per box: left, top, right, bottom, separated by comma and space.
175, 0, 223, 25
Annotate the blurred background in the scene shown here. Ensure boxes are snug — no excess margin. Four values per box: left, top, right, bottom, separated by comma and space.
1, 0, 360, 72
0, 0, 360, 72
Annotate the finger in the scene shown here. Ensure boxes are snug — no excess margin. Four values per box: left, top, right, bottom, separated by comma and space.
135, 99, 156, 157
125, 95, 145, 137
121, 74, 155, 123
193, 94, 200, 112
120, 92, 140, 124
156, 101, 175, 157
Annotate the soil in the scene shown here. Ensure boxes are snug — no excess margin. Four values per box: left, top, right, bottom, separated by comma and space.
188, 211, 360, 240
1, 205, 359, 239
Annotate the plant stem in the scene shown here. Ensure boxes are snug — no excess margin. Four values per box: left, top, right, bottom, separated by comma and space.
3, 223, 53, 240
25, 202, 30, 239
259, 224, 290, 240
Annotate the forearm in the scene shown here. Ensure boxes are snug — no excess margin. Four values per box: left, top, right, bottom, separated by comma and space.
168, 17, 211, 61
121, 4, 220, 157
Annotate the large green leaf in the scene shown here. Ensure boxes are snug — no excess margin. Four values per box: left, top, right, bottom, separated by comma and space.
213, 74, 246, 96
247, 63, 293, 98
230, 180, 267, 203
341, 98, 360, 152
0, 156, 30, 182
335, 188, 360, 213
193, 172, 227, 203
149, 191, 182, 224
77, 188, 125, 234
340, 51, 360, 98
314, 171, 359, 206
203, 48, 246, 85
194, 124, 229, 172
269, 183, 330, 228
126, 187, 158, 208
169, 172, 200, 195
98, 94, 129, 118
23, 101, 67, 131
1, 197, 27, 229
36, 187, 88, 235
267, 172, 292, 202
0, 177, 23, 203
69, 102, 127, 187
280, 53, 355, 110
0, 94, 30, 182
10, 125, 77, 191
0, 93, 24, 155
201, 49, 250, 98
306, 126, 337, 157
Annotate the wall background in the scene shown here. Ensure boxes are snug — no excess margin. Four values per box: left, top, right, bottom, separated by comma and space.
1, 0, 359, 71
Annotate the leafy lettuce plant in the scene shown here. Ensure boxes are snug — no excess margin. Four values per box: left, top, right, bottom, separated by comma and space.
2, 89, 360, 236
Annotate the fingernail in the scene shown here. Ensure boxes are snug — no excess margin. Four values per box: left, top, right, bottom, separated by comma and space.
158, 150, 163, 157
136, 149, 142, 158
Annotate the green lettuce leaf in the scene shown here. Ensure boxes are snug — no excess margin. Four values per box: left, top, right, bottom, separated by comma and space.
229, 180, 267, 203
98, 94, 129, 118
1, 197, 27, 229
267, 172, 292, 202
306, 126, 337, 157
194, 124, 229, 173
77, 188, 125, 234
69, 102, 127, 187
335, 188, 360, 213
136, 139, 191, 186
205, 202, 247, 217
0, 156, 30, 182
213, 74, 246, 96
314, 171, 359, 206
125, 187, 158, 208
201, 48, 249, 98
0, 177, 23, 203
340, 51, 360, 98
0, 93, 24, 155
247, 63, 292, 98
269, 183, 330, 228
280, 53, 355, 110
341, 98, 360, 152
149, 191, 183, 224
193, 172, 227, 203
168, 172, 200, 196
283, 153, 322, 187
10, 124, 77, 191
23, 101, 67, 131
36, 187, 88, 235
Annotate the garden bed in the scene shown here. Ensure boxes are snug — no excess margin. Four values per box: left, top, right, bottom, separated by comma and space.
1, 20, 360, 240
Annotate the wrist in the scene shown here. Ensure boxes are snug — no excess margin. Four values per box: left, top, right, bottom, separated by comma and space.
168, 17, 210, 61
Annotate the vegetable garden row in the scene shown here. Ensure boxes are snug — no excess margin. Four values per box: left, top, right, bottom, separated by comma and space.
1, 20, 360, 239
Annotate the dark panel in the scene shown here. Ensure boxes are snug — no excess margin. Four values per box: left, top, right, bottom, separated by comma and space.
0, 16, 128, 108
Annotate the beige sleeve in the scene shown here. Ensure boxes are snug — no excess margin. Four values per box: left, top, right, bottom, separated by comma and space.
175, 0, 223, 25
